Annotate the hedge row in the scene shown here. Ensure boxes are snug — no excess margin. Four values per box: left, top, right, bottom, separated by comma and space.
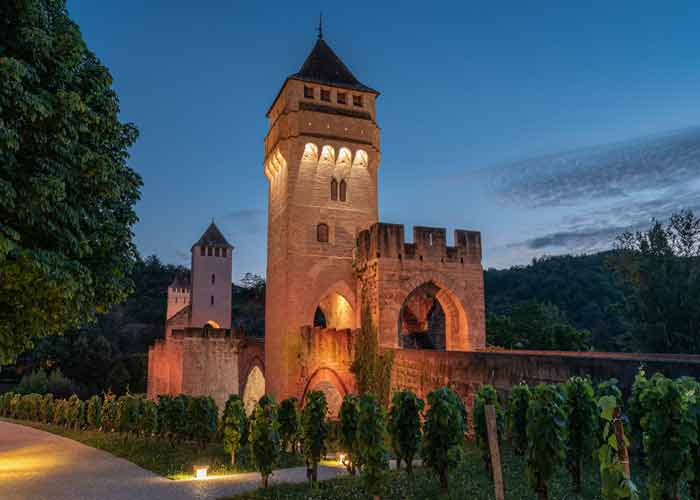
0, 391, 218, 446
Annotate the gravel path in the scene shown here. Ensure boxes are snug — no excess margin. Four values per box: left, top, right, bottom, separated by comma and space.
0, 421, 345, 500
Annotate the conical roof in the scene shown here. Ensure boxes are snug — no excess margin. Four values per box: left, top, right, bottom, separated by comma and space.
289, 37, 378, 94
192, 222, 233, 249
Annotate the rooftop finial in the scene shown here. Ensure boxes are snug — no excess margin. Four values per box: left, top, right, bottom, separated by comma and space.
317, 12, 323, 39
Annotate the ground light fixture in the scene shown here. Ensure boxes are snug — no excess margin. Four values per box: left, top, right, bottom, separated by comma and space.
194, 465, 209, 479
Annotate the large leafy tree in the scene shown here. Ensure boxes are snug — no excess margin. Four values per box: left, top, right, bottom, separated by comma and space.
611, 210, 700, 353
301, 390, 328, 483
222, 394, 247, 465
387, 389, 424, 476
0, 0, 142, 362
562, 376, 597, 492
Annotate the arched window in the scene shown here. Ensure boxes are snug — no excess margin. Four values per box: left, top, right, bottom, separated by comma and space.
330, 179, 338, 201
339, 180, 347, 202
210, 295, 214, 305
211, 273, 215, 284
317, 223, 329, 243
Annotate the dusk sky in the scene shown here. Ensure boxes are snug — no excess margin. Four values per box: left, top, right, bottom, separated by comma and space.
70, 1, 700, 281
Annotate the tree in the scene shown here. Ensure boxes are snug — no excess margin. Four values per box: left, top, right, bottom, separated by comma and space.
140, 399, 158, 437
338, 394, 360, 475
611, 210, 700, 353
351, 303, 394, 407
387, 389, 424, 476
506, 383, 530, 456
301, 390, 328, 483
278, 397, 300, 453
0, 0, 142, 362
356, 393, 389, 500
186, 396, 217, 448
486, 301, 590, 351
421, 386, 467, 491
222, 394, 247, 465
472, 384, 503, 479
563, 376, 597, 492
86, 395, 101, 430
525, 384, 566, 500
250, 395, 280, 488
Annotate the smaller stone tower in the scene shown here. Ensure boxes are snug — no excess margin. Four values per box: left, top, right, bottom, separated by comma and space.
166, 272, 190, 322
190, 222, 233, 329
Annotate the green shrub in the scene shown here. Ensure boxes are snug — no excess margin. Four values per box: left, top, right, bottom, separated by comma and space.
101, 391, 118, 432
116, 394, 143, 435
339, 394, 360, 474
157, 394, 187, 441
16, 393, 42, 420
52, 398, 67, 426
66, 394, 83, 429
87, 395, 102, 430
597, 395, 639, 500
626, 367, 648, 444
278, 397, 300, 453
387, 389, 424, 476
0, 392, 15, 417
356, 393, 389, 497
250, 395, 280, 488
223, 394, 247, 465
596, 378, 623, 406
639, 373, 696, 500
506, 383, 530, 456
140, 399, 158, 437
472, 384, 503, 478
301, 390, 328, 483
40, 394, 54, 423
525, 384, 566, 500
187, 396, 217, 447
421, 386, 467, 491
15, 369, 49, 395
563, 376, 597, 492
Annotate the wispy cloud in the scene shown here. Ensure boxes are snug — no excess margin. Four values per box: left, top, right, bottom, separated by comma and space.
220, 208, 266, 235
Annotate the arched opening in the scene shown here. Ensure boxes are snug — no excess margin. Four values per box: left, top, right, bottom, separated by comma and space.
317, 223, 329, 243
320, 145, 335, 163
398, 282, 457, 350
302, 143, 318, 162
352, 149, 368, 168
313, 292, 354, 329
302, 368, 348, 419
312, 380, 343, 418
339, 180, 347, 202
242, 365, 265, 415
330, 178, 338, 201
337, 147, 352, 168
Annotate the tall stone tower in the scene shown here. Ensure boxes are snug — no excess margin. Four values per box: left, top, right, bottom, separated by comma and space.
264, 33, 381, 400
190, 222, 233, 330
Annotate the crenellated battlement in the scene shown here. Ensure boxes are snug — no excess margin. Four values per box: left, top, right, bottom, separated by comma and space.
355, 223, 481, 265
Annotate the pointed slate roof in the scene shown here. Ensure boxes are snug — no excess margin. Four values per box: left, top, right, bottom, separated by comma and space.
192, 222, 233, 249
289, 37, 378, 95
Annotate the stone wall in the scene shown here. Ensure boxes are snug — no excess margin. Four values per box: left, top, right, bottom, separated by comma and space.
390, 348, 700, 409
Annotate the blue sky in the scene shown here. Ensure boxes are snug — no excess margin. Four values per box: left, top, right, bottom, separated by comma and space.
69, 1, 700, 279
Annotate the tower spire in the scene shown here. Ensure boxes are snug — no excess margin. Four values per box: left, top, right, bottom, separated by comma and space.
317, 12, 323, 39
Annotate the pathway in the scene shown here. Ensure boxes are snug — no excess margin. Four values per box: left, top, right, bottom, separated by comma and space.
0, 421, 346, 500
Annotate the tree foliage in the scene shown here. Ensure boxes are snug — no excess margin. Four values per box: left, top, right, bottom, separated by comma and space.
351, 303, 394, 407
525, 384, 566, 500
86, 394, 101, 430
638, 373, 697, 500
0, 0, 142, 362
338, 394, 361, 475
486, 300, 590, 351
563, 376, 598, 491
387, 389, 424, 476
301, 390, 328, 483
610, 210, 700, 353
506, 383, 530, 456
278, 397, 300, 453
356, 393, 389, 497
421, 386, 467, 491
222, 394, 247, 465
250, 395, 280, 488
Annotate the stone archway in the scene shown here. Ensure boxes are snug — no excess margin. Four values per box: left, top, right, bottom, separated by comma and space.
242, 365, 265, 415
302, 367, 348, 418
396, 278, 469, 351
308, 280, 357, 330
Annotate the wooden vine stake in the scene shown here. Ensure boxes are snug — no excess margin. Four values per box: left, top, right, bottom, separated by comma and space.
485, 404, 505, 500
612, 407, 631, 479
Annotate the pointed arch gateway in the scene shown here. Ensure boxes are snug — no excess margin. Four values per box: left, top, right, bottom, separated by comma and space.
397, 279, 468, 351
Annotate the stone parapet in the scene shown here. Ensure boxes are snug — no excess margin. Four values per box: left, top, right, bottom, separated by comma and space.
355, 223, 481, 265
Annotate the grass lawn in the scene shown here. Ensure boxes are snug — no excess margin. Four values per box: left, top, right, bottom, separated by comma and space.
222, 441, 688, 500
3, 419, 303, 479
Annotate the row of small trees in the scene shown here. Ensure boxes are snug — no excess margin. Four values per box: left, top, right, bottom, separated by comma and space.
0, 391, 218, 446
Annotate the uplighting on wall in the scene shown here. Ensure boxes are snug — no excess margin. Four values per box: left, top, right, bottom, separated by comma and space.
194, 465, 209, 479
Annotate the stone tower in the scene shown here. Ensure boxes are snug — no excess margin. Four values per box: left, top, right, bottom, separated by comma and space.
264, 33, 381, 400
165, 272, 190, 325
190, 222, 233, 330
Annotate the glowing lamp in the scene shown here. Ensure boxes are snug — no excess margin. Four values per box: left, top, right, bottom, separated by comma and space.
194, 465, 209, 479
337, 452, 348, 466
